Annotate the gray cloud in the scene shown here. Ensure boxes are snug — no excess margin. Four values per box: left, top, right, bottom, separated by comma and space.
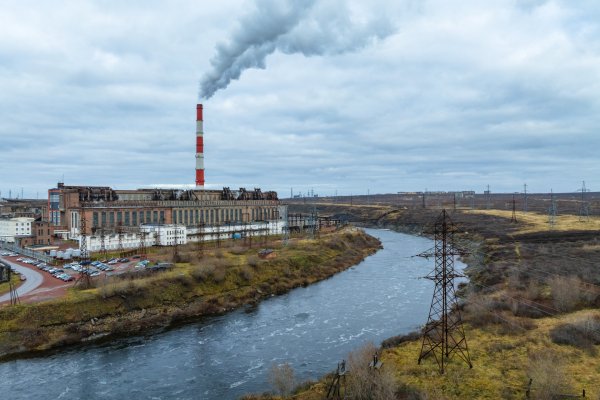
199, 0, 394, 99
2, 0, 600, 199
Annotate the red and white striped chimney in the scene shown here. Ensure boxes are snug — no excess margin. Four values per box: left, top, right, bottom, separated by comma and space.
195, 104, 205, 189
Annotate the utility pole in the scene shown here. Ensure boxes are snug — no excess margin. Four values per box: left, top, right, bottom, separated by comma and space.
417, 210, 472, 374
422, 189, 427, 209
523, 183, 528, 212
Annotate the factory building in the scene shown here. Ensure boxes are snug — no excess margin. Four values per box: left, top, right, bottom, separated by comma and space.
47, 103, 287, 251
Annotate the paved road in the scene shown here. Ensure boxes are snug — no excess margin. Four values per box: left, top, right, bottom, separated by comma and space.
0, 257, 44, 302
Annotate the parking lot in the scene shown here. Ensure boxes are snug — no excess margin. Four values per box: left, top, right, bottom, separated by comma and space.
0, 252, 152, 304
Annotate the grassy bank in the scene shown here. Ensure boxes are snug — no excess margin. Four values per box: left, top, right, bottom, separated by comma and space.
0, 227, 381, 361
280, 204, 600, 399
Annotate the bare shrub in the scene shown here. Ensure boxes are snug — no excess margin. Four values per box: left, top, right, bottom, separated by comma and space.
524, 280, 541, 301
212, 266, 226, 283
268, 362, 295, 396
247, 255, 260, 269
381, 331, 421, 349
549, 275, 581, 312
527, 351, 571, 400
191, 264, 215, 282
550, 312, 600, 354
173, 252, 191, 263
239, 266, 253, 282
346, 342, 397, 400
213, 258, 230, 269
231, 246, 246, 255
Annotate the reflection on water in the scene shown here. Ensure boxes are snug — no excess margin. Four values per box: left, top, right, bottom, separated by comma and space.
0, 229, 465, 399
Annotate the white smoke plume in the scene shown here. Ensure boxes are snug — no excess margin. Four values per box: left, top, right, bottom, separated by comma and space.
199, 0, 395, 99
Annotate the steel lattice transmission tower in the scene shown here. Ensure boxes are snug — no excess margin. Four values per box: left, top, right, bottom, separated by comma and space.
511, 194, 518, 223
578, 180, 590, 222
549, 189, 557, 228
418, 209, 472, 374
77, 210, 91, 288
282, 206, 289, 246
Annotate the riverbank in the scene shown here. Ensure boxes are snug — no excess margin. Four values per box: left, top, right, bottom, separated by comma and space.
0, 227, 381, 362
280, 204, 600, 399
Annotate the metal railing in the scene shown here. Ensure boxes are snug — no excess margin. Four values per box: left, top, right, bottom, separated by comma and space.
0, 241, 53, 263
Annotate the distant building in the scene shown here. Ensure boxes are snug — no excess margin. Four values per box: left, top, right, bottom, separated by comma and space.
18, 218, 53, 247
48, 183, 287, 250
0, 217, 34, 243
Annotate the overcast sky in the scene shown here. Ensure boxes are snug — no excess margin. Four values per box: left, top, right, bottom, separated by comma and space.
1, 0, 599, 199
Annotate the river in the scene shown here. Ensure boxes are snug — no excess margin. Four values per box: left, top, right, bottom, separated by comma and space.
0, 229, 465, 399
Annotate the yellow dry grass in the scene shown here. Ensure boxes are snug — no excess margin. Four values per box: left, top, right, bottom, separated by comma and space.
466, 209, 600, 234
292, 310, 600, 400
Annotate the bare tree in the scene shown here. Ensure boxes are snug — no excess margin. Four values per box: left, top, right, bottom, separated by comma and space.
268, 362, 295, 397
346, 342, 397, 400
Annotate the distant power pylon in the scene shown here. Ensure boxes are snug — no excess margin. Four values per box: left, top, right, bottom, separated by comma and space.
117, 222, 124, 258
511, 194, 518, 223
523, 183, 528, 212
417, 210, 472, 374
578, 180, 590, 222
486, 185, 491, 210
77, 210, 91, 288
98, 227, 107, 260
548, 189, 557, 228
282, 206, 289, 246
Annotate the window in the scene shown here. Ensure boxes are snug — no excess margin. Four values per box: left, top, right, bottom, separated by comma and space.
109, 212, 115, 226
160, 211, 165, 224
172, 210, 177, 224
184, 210, 188, 225
125, 212, 130, 226
153, 211, 158, 223
146, 211, 151, 223
132, 212, 137, 226
117, 212, 122, 225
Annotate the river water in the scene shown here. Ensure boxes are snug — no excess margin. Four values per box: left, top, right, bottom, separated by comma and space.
0, 229, 465, 399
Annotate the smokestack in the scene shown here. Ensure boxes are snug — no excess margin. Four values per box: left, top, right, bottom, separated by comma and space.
195, 104, 205, 189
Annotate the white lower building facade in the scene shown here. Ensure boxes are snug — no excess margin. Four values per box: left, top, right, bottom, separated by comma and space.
79, 218, 287, 252
0, 217, 34, 243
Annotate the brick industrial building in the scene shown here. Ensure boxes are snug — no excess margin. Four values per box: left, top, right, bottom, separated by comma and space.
46, 104, 287, 252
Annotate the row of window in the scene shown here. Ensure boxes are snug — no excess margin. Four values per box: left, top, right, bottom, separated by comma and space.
92, 210, 165, 228
172, 207, 277, 226
90, 207, 278, 228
